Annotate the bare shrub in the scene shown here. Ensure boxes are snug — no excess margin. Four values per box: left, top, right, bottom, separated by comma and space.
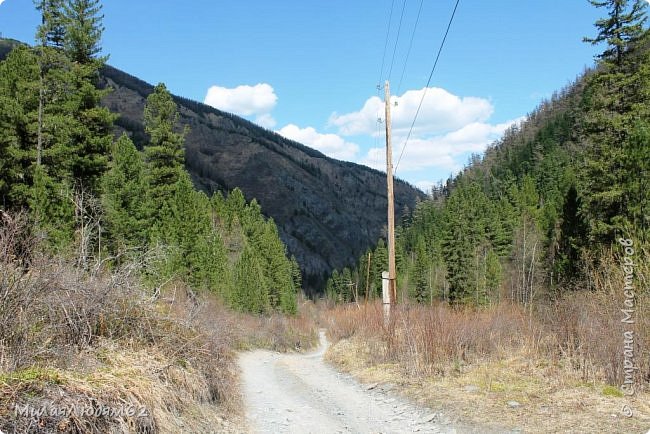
326, 259, 649, 391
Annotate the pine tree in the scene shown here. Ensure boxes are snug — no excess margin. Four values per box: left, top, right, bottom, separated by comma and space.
65, 63, 115, 193
340, 267, 353, 302
555, 185, 589, 284
30, 164, 75, 249
371, 239, 388, 298
233, 244, 270, 314
143, 83, 186, 226
412, 236, 429, 304
36, 0, 66, 49
580, 26, 650, 242
63, 0, 105, 64
584, 0, 648, 66
484, 248, 502, 300
254, 219, 294, 311
43, 0, 115, 194
165, 174, 211, 273
0, 46, 39, 209
192, 225, 230, 295
357, 249, 372, 300
101, 134, 147, 253
290, 255, 302, 291
441, 180, 491, 303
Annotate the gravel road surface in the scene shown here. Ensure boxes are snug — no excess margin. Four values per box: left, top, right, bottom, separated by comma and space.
239, 330, 484, 434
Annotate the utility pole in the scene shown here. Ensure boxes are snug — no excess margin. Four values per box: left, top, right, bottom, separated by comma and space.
384, 80, 397, 320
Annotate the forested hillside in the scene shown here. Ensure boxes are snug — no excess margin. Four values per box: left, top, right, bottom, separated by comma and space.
0, 43, 423, 295
0, 3, 298, 314
98, 66, 422, 292
327, 1, 649, 305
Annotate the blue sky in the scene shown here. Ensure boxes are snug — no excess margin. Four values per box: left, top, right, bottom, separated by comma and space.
0, 0, 614, 191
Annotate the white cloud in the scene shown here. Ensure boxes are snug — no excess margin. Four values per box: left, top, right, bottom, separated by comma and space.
255, 113, 277, 129
329, 87, 493, 137
204, 83, 277, 117
414, 180, 436, 193
278, 124, 360, 161
360, 118, 522, 173
0, 1, 5, 5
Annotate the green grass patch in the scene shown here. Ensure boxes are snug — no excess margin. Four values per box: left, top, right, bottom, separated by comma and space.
602, 385, 624, 397
0, 367, 63, 385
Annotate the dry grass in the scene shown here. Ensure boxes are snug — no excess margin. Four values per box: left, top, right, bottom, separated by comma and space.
324, 251, 650, 433
0, 212, 318, 433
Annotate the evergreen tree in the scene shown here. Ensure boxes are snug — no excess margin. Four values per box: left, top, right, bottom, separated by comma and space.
290, 255, 302, 291
101, 134, 147, 253
357, 249, 372, 300
30, 164, 75, 249
46, 0, 115, 194
584, 0, 648, 66
162, 173, 211, 274
412, 236, 429, 304
36, 0, 67, 49
371, 239, 388, 298
484, 248, 502, 300
192, 225, 230, 296
580, 28, 650, 242
233, 244, 270, 314
0, 47, 39, 209
65, 62, 115, 193
555, 185, 589, 284
143, 83, 186, 226
340, 267, 353, 302
63, 0, 105, 64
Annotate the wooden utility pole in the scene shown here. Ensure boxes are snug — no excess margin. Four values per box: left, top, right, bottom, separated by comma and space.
384, 80, 397, 311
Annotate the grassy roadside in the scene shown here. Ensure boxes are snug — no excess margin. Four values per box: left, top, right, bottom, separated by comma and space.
0, 267, 318, 433
324, 301, 649, 434
0, 217, 318, 433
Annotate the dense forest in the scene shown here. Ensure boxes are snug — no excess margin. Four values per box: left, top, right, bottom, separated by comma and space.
0, 0, 299, 314
327, 0, 649, 306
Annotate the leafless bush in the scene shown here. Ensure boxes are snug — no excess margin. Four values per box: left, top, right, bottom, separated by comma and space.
0, 207, 320, 433
327, 301, 536, 376
0, 210, 36, 266
326, 270, 649, 390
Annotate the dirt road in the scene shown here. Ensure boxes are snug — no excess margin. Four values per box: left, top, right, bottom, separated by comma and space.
239, 330, 488, 434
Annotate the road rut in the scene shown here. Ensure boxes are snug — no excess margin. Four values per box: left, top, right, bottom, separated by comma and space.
239, 330, 466, 434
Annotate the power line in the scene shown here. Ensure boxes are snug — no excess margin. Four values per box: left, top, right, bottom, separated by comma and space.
387, 0, 408, 83
396, 0, 424, 96
394, 0, 461, 175
378, 0, 397, 86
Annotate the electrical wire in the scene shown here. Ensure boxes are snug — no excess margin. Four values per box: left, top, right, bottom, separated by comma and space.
396, 0, 424, 96
394, 0, 461, 174
387, 0, 408, 83
378, 0, 397, 87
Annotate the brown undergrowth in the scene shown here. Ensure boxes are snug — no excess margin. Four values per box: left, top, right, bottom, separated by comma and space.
0, 213, 317, 433
324, 254, 650, 433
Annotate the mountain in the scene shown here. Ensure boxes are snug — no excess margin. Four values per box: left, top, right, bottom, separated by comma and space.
0, 37, 423, 291
101, 67, 423, 291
